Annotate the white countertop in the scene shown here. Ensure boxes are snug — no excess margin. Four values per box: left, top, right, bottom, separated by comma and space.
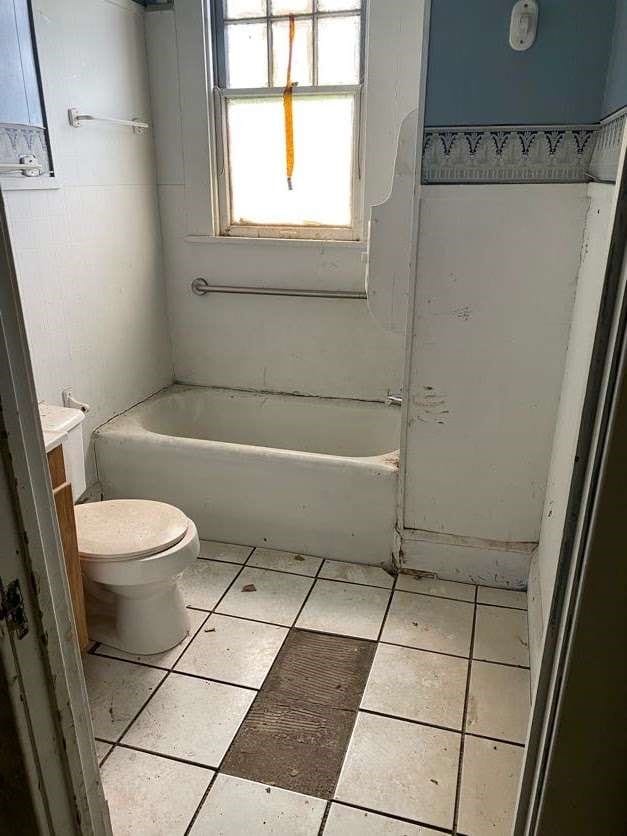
43, 429, 67, 453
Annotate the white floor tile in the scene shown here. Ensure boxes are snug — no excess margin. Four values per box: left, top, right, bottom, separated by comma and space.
94, 740, 112, 763
175, 614, 288, 688
458, 736, 524, 836
477, 586, 528, 609
189, 774, 326, 835
361, 644, 468, 729
323, 803, 442, 835
474, 605, 529, 666
199, 540, 253, 564
319, 560, 394, 588
466, 661, 530, 743
216, 567, 314, 626
296, 580, 391, 640
396, 574, 475, 602
101, 747, 211, 836
381, 592, 474, 657
122, 672, 255, 767
83, 655, 165, 741
335, 712, 460, 829
248, 548, 322, 576
179, 559, 241, 610
95, 609, 207, 669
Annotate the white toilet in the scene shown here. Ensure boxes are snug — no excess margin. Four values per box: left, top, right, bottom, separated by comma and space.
39, 403, 198, 655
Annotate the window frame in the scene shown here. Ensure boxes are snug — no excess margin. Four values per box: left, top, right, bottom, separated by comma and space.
208, 0, 367, 241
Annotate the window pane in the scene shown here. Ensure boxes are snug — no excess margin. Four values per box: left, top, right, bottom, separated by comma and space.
318, 0, 360, 10
272, 19, 313, 87
225, 0, 266, 18
226, 23, 268, 87
317, 15, 360, 85
227, 95, 354, 228
270, 0, 312, 14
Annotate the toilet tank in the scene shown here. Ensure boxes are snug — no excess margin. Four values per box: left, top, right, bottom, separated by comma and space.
39, 403, 86, 501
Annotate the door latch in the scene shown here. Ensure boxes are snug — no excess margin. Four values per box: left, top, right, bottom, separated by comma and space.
0, 578, 29, 639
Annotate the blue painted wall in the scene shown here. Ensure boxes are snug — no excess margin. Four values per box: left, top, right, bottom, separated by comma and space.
603, 0, 627, 117
425, 0, 616, 127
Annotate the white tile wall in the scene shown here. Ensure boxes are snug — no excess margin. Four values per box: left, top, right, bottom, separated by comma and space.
3, 0, 173, 486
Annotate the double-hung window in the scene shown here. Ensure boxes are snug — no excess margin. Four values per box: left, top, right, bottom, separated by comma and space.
210, 0, 365, 240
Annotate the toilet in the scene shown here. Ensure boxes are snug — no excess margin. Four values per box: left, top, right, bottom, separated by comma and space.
39, 403, 198, 655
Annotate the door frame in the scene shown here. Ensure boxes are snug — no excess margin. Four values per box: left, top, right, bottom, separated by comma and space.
514, 126, 627, 833
0, 192, 110, 834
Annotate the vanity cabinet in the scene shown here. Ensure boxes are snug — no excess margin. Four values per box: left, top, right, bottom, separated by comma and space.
47, 445, 89, 651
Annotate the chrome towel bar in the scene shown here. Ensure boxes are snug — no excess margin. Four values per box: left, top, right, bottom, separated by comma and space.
0, 156, 42, 177
68, 108, 150, 133
191, 277, 367, 300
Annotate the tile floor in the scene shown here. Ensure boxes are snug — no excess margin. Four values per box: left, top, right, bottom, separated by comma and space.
86, 542, 531, 836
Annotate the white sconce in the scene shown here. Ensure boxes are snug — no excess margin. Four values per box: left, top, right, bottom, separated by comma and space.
510, 0, 538, 51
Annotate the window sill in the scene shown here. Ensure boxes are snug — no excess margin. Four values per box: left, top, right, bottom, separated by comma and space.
0, 176, 61, 192
184, 234, 366, 253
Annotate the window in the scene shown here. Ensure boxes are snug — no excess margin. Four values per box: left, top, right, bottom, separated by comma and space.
210, 0, 365, 239
0, 0, 51, 181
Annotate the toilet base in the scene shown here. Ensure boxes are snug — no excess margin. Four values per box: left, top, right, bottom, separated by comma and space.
85, 575, 191, 655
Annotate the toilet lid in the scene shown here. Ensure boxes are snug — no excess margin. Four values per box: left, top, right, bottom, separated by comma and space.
75, 500, 189, 560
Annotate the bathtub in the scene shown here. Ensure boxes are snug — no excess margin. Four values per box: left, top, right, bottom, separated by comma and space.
95, 386, 401, 564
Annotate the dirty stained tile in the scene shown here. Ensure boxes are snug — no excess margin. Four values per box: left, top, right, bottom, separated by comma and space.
473, 605, 529, 666
199, 540, 253, 564
122, 672, 255, 768
296, 579, 391, 640
189, 774, 326, 835
83, 654, 165, 741
477, 585, 528, 610
319, 559, 394, 588
361, 643, 468, 729
396, 574, 475, 602
178, 559, 241, 610
216, 567, 314, 626
248, 547, 322, 576
458, 736, 524, 836
323, 803, 443, 835
466, 660, 530, 744
174, 613, 288, 688
381, 591, 474, 657
100, 746, 212, 836
335, 712, 460, 829
95, 608, 207, 669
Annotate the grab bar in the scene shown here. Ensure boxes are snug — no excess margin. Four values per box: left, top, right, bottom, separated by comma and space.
191, 277, 367, 300
0, 156, 42, 177
68, 108, 150, 134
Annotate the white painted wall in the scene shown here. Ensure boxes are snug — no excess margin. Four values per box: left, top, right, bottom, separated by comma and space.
533, 183, 616, 644
145, 0, 424, 401
403, 185, 589, 548
2, 0, 172, 486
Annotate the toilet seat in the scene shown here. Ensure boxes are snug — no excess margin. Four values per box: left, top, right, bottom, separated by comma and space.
75, 499, 189, 562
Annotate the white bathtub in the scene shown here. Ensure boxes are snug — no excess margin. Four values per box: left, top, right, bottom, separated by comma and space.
95, 386, 400, 564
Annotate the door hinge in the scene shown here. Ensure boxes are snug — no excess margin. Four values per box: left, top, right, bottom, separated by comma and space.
0, 578, 29, 639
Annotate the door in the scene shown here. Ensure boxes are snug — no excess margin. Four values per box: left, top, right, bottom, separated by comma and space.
0, 192, 110, 834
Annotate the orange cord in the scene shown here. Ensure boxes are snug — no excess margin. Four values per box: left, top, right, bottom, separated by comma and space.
283, 14, 295, 190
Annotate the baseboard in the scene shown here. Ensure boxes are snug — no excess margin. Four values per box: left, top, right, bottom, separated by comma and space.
400, 528, 534, 589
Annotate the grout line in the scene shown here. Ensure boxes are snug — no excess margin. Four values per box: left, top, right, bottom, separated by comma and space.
317, 800, 332, 835
375, 571, 398, 643
358, 708, 462, 736
115, 740, 217, 771
330, 799, 454, 834
356, 708, 525, 749
394, 588, 477, 605
184, 769, 220, 835
199, 553, 396, 590
452, 585, 479, 835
